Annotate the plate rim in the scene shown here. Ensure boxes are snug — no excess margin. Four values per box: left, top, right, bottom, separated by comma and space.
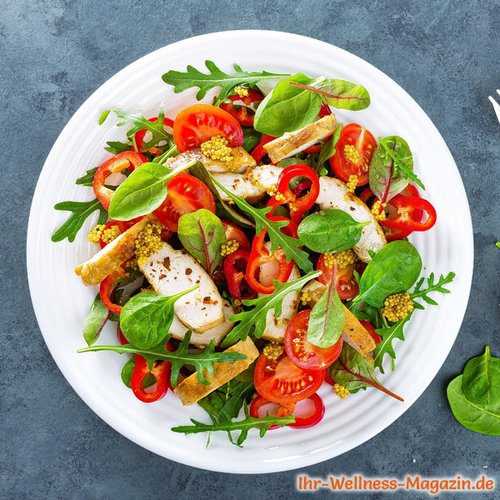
27, 29, 474, 473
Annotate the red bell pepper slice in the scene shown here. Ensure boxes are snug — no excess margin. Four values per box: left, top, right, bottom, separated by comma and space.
130, 355, 171, 403
99, 268, 127, 316
245, 229, 294, 295
93, 151, 146, 210
381, 195, 437, 232
360, 320, 382, 344
220, 89, 263, 127
223, 249, 257, 301
251, 134, 276, 163
134, 116, 174, 152
249, 393, 325, 430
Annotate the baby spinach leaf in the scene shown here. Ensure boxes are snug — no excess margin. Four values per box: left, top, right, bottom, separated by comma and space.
222, 271, 321, 347
162, 60, 289, 103
78, 331, 246, 387
297, 209, 368, 253
178, 209, 227, 275
82, 294, 109, 347
353, 241, 422, 308
108, 159, 195, 220
369, 136, 413, 202
462, 346, 500, 406
212, 176, 313, 272
51, 198, 107, 243
190, 162, 254, 228
329, 344, 403, 401
120, 288, 197, 349
254, 74, 322, 136
307, 274, 345, 348
290, 77, 370, 111
242, 127, 261, 152
313, 123, 343, 175
447, 375, 500, 436
373, 317, 410, 373
121, 358, 135, 388
75, 167, 98, 187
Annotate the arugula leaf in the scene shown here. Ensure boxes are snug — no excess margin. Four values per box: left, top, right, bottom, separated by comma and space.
120, 288, 197, 349
307, 271, 345, 348
314, 123, 343, 176
297, 209, 368, 253
121, 358, 135, 388
447, 375, 500, 436
105, 140, 133, 154
378, 137, 425, 190
100, 108, 173, 151
172, 403, 295, 447
82, 294, 109, 347
76, 167, 98, 187
353, 241, 422, 308
369, 136, 413, 202
162, 60, 289, 103
329, 344, 404, 401
78, 331, 246, 387
222, 271, 321, 347
211, 176, 313, 272
108, 160, 195, 220
373, 317, 410, 373
177, 209, 227, 275
348, 301, 384, 328
51, 199, 107, 243
189, 162, 254, 228
254, 74, 321, 136
411, 272, 455, 309
290, 77, 370, 111
462, 346, 500, 406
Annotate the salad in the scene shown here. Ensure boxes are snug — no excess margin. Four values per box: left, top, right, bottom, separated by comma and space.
52, 61, 455, 446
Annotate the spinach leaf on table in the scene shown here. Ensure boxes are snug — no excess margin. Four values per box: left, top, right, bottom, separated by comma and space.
254, 73, 322, 136
462, 346, 500, 406
352, 240, 422, 308
297, 209, 368, 253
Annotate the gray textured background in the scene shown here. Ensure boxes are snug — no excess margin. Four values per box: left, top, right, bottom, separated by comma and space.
1, 0, 499, 498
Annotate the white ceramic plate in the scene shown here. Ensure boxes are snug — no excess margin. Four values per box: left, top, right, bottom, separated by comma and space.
27, 31, 473, 473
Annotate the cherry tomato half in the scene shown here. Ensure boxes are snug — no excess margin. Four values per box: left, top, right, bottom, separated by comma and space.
316, 256, 360, 301
254, 352, 325, 406
329, 123, 376, 186
153, 174, 216, 231
173, 104, 243, 152
284, 310, 343, 371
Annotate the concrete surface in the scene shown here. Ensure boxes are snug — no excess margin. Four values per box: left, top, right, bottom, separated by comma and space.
1, 0, 499, 498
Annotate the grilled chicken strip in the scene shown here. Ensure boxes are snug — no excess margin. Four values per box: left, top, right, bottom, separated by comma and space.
263, 114, 337, 163
139, 242, 225, 333
316, 176, 386, 262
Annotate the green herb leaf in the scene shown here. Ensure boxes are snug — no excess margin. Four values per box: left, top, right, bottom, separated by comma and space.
171, 407, 294, 447
348, 301, 384, 329
75, 167, 98, 187
329, 344, 403, 400
373, 317, 410, 373
105, 141, 133, 154
297, 209, 368, 253
462, 346, 500, 406
101, 108, 173, 151
219, 380, 255, 422
369, 136, 413, 202
119, 289, 197, 349
447, 375, 500, 435
190, 162, 254, 228
78, 331, 246, 387
307, 272, 345, 348
254, 74, 322, 136
353, 241, 422, 308
290, 77, 370, 111
222, 271, 321, 347
411, 272, 455, 308
314, 123, 343, 176
211, 176, 313, 272
162, 60, 289, 103
121, 358, 135, 388
51, 198, 107, 243
242, 127, 262, 153
82, 294, 109, 347
178, 209, 227, 274
108, 159, 195, 220
378, 136, 425, 190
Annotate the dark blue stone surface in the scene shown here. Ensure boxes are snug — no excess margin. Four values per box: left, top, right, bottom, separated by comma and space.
1, 0, 499, 498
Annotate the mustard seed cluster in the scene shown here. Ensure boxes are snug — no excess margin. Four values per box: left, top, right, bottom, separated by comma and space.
371, 200, 387, 221
322, 249, 358, 269
233, 85, 249, 98
343, 144, 361, 165
134, 222, 163, 266
263, 342, 284, 361
220, 239, 240, 257
345, 174, 359, 195
200, 135, 233, 163
382, 292, 414, 322
87, 224, 105, 243
333, 383, 350, 399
